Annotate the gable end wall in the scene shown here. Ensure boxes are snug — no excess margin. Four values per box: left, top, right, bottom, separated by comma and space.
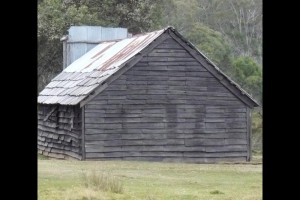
83, 37, 249, 163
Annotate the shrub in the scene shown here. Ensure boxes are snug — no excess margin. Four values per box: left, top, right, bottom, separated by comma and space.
210, 190, 224, 195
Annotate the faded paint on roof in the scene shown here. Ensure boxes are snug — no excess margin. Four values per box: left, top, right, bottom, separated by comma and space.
38, 28, 166, 105
65, 29, 164, 73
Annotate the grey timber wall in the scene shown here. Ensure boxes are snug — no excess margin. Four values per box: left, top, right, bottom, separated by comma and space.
38, 104, 82, 160
84, 37, 249, 163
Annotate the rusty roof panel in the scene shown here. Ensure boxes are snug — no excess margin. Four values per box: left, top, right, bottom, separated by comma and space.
38, 28, 166, 105
65, 29, 165, 73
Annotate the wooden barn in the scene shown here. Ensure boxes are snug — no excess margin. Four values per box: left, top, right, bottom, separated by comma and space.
38, 26, 259, 163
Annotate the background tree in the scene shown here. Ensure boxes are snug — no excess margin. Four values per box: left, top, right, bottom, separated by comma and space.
185, 23, 232, 73
231, 56, 262, 103
38, 0, 161, 92
194, 0, 262, 64
38, 0, 101, 92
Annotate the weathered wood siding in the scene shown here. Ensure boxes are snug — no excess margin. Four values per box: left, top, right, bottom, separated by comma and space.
84, 38, 249, 163
38, 104, 82, 160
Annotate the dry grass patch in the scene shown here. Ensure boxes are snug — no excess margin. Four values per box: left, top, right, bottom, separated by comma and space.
81, 170, 123, 194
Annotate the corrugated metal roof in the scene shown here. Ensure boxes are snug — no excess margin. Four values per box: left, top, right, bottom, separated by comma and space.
38, 27, 259, 107
38, 28, 166, 105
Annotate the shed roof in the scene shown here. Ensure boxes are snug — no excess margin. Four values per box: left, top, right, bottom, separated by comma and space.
38, 27, 259, 107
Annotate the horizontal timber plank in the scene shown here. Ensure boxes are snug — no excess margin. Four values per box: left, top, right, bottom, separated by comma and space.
84, 132, 246, 141
227, 129, 246, 133
85, 128, 142, 134
184, 138, 247, 146
94, 95, 126, 100
85, 134, 122, 140
206, 113, 246, 118
147, 52, 191, 57
86, 151, 184, 157
154, 43, 184, 49
87, 138, 184, 145
92, 145, 245, 153
205, 145, 247, 152
147, 61, 201, 66
164, 157, 246, 163
183, 152, 247, 158
85, 123, 122, 129
84, 155, 246, 163
85, 146, 122, 153
86, 145, 247, 153
150, 49, 187, 53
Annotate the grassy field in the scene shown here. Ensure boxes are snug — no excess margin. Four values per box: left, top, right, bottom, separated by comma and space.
38, 155, 262, 200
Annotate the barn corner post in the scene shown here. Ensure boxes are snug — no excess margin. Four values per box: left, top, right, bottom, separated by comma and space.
246, 107, 252, 162
81, 105, 86, 160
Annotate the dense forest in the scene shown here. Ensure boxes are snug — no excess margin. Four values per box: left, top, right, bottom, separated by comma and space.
38, 0, 262, 152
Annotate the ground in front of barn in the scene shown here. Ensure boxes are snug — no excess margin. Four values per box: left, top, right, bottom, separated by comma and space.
38, 154, 262, 200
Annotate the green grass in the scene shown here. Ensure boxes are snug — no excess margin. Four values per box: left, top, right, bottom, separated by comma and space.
38, 157, 262, 200
81, 170, 123, 194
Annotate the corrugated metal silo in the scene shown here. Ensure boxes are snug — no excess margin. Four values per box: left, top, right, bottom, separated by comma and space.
61, 26, 128, 69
